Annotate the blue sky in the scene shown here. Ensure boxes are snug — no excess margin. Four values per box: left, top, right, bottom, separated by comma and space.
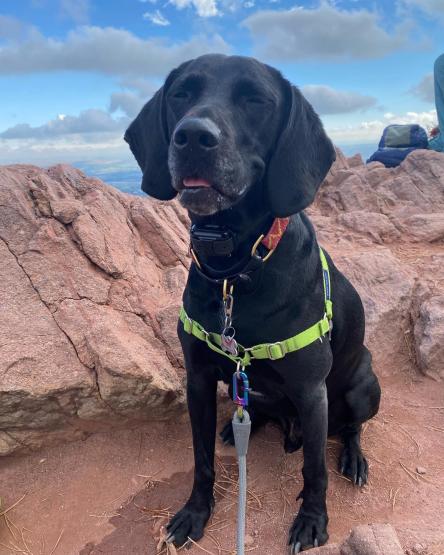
0, 0, 442, 169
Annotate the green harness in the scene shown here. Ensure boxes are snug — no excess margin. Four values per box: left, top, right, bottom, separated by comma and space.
179, 247, 333, 367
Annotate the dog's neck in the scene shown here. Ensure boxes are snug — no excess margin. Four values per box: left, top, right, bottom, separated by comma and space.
188, 188, 274, 275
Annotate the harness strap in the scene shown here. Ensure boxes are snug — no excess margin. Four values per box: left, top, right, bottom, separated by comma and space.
180, 247, 333, 366
319, 247, 333, 321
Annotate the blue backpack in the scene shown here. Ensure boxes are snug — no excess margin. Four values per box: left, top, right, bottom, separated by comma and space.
366, 124, 429, 167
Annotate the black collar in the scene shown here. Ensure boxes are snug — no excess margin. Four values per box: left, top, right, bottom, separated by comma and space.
190, 224, 236, 257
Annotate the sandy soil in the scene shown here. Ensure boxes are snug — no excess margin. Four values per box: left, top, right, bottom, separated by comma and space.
1, 367, 444, 555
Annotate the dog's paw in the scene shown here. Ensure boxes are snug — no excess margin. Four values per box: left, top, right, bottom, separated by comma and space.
219, 419, 235, 445
166, 500, 213, 546
339, 444, 368, 486
288, 511, 328, 553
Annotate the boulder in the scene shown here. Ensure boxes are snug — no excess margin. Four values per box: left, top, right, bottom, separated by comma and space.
340, 524, 404, 555
414, 296, 444, 380
332, 249, 415, 372
312, 148, 444, 374
397, 213, 444, 243
317, 150, 444, 245
336, 211, 400, 244
0, 164, 188, 455
303, 524, 403, 555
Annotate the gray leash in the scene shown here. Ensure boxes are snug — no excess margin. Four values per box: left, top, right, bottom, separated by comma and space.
232, 408, 251, 555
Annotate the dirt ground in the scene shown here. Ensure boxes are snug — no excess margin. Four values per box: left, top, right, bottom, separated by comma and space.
1, 366, 444, 555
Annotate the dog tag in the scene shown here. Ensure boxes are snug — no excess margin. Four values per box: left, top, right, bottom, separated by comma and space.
221, 332, 238, 356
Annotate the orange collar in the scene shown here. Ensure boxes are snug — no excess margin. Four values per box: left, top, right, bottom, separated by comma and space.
261, 217, 290, 251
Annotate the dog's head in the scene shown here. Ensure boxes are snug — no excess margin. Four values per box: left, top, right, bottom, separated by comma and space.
125, 54, 335, 217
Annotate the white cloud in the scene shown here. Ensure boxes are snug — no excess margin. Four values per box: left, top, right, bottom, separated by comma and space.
108, 77, 158, 118
0, 105, 134, 167
242, 4, 410, 61
109, 92, 146, 118
60, 0, 90, 24
302, 85, 377, 115
0, 135, 132, 167
0, 25, 229, 77
0, 15, 27, 40
219, 0, 238, 11
401, 0, 444, 16
0, 109, 128, 139
409, 73, 434, 103
143, 10, 171, 25
119, 78, 158, 97
169, 0, 219, 17
326, 109, 437, 144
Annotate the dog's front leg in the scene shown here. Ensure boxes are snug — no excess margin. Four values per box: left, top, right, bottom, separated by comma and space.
166, 358, 217, 547
288, 383, 329, 552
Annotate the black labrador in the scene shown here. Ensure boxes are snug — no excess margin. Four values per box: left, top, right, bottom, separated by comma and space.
125, 54, 381, 552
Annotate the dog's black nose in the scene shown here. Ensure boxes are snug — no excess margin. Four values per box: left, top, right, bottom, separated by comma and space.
173, 117, 220, 151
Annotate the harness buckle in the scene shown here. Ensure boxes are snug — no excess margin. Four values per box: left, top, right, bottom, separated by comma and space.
266, 341, 286, 360
322, 312, 333, 341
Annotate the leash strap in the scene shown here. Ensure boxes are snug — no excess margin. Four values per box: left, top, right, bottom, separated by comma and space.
232, 408, 251, 555
180, 247, 333, 366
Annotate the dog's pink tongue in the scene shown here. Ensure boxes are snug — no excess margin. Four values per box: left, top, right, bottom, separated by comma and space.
183, 178, 211, 188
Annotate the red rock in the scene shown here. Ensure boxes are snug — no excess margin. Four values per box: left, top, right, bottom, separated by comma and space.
302, 524, 404, 554
0, 164, 187, 455
340, 523, 404, 554
347, 153, 364, 168
332, 249, 415, 372
414, 296, 444, 380
1, 148, 444, 454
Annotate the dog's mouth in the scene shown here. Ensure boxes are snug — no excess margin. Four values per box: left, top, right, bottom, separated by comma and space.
182, 178, 212, 190
178, 175, 229, 199
176, 175, 230, 215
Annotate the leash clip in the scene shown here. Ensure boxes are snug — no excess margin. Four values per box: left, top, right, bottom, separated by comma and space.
233, 365, 249, 411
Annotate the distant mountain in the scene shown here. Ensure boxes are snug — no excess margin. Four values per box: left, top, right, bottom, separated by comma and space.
339, 143, 376, 161
76, 163, 143, 196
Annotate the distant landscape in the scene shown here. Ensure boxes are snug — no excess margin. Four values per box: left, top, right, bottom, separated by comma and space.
76, 143, 376, 197
77, 165, 144, 196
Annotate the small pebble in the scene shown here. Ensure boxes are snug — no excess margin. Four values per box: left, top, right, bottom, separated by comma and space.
245, 534, 254, 546
416, 466, 426, 475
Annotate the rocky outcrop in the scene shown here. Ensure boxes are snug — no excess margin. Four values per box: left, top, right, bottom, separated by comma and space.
414, 295, 444, 380
0, 164, 188, 456
309, 524, 404, 554
309, 149, 444, 373
1, 149, 443, 455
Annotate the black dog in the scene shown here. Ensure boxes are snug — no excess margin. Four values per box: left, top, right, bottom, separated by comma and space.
125, 54, 381, 552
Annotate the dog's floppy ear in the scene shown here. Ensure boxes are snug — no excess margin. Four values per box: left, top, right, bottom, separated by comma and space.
266, 81, 336, 217
124, 63, 190, 200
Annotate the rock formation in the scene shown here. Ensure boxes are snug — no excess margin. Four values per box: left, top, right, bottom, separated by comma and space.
1, 148, 443, 455
0, 164, 188, 456
309, 524, 404, 555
